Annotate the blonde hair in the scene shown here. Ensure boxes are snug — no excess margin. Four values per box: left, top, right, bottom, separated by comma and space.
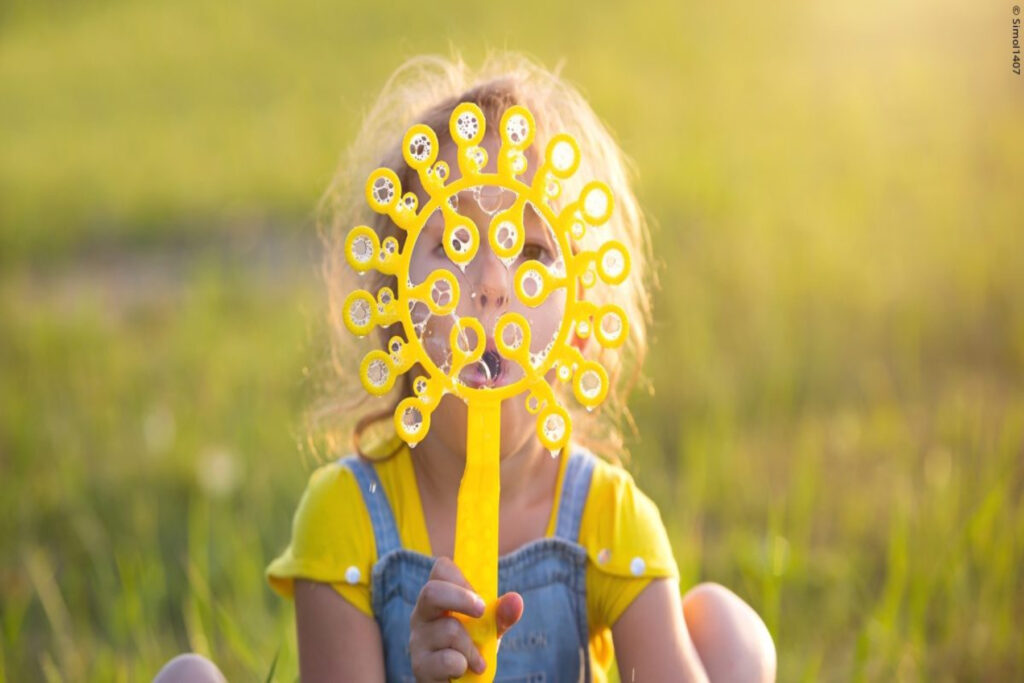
308, 51, 656, 464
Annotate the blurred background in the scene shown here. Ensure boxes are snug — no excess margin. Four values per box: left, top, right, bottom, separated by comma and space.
2, 0, 1022, 680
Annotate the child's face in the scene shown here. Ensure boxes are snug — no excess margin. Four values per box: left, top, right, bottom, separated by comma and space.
403, 133, 566, 457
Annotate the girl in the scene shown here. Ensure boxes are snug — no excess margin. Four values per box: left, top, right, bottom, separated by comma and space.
157, 53, 776, 683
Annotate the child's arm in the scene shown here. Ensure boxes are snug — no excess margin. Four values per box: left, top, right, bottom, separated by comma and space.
294, 579, 386, 683
611, 578, 709, 683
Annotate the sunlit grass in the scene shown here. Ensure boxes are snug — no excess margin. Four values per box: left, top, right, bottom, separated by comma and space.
2, 0, 1022, 680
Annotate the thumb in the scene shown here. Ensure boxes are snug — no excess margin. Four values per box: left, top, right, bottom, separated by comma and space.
495, 591, 524, 638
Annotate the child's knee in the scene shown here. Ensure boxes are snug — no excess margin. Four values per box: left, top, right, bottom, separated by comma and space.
682, 582, 777, 682
153, 653, 226, 683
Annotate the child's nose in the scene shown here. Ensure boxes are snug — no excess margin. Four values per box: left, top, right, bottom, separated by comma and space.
467, 245, 511, 312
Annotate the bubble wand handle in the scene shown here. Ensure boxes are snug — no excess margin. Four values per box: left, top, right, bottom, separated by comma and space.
453, 396, 501, 682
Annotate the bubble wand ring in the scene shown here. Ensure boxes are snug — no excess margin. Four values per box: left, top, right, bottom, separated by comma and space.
341, 103, 630, 682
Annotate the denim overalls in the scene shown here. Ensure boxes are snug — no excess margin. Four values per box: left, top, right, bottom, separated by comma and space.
341, 449, 596, 683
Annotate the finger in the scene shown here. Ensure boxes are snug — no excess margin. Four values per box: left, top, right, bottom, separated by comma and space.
422, 616, 486, 674
428, 556, 474, 591
495, 591, 524, 638
412, 578, 486, 623
415, 648, 470, 681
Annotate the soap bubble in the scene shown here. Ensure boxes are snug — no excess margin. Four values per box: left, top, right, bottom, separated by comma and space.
578, 369, 601, 399
351, 235, 373, 263
349, 298, 371, 327
408, 133, 432, 162
505, 113, 530, 145
551, 139, 576, 173
543, 412, 565, 443
367, 358, 389, 387
402, 405, 424, 434
455, 112, 479, 141
372, 176, 395, 205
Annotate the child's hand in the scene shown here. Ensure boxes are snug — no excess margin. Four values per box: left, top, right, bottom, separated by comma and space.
410, 557, 524, 682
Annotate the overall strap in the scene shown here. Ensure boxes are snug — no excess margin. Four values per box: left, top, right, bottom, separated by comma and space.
338, 456, 403, 558
554, 449, 596, 543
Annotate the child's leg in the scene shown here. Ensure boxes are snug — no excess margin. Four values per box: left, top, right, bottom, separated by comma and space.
681, 583, 777, 683
153, 653, 227, 683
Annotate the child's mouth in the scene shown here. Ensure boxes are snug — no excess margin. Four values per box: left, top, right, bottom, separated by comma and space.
461, 344, 511, 389
482, 349, 502, 378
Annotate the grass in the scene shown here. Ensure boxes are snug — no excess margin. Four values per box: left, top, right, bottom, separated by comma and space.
2, 0, 1023, 680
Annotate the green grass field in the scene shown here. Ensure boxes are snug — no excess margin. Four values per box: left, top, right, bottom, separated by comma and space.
2, 0, 1023, 680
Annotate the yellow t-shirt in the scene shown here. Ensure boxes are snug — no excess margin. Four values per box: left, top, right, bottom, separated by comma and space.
267, 441, 678, 681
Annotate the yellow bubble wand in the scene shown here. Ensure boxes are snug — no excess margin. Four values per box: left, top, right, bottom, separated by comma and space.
342, 103, 630, 682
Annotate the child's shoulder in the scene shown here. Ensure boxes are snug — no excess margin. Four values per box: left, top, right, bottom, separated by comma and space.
265, 457, 376, 600
578, 450, 678, 580
285, 457, 376, 556
298, 450, 397, 499
580, 448, 649, 511
298, 457, 364, 508
583, 450, 635, 490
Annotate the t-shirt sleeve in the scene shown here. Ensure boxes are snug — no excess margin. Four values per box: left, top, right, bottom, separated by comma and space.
580, 460, 679, 629
266, 461, 375, 617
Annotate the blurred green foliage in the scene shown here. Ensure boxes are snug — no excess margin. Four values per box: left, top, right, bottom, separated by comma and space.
2, 0, 1023, 680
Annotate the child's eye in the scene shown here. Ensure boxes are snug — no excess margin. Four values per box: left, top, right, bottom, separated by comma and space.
520, 243, 549, 262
